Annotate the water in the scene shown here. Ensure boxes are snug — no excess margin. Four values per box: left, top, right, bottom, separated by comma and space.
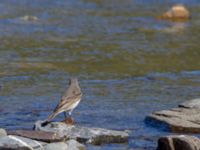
0, 0, 200, 149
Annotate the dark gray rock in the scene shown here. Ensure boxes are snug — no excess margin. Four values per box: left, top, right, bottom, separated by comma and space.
145, 99, 200, 133
34, 120, 129, 145
0, 135, 46, 150
0, 129, 7, 137
157, 135, 200, 150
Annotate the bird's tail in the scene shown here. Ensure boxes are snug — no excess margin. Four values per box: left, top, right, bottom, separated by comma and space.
47, 113, 57, 122
41, 112, 58, 127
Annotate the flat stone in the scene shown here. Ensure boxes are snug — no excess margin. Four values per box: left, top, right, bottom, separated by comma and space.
8, 130, 66, 142
0, 129, 7, 137
34, 120, 129, 145
157, 135, 200, 150
145, 99, 200, 133
0, 135, 45, 150
44, 142, 68, 150
179, 98, 200, 109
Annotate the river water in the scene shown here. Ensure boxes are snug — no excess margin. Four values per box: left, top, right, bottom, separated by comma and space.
0, 0, 200, 149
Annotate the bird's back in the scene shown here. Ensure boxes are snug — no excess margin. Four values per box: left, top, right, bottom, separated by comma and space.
53, 78, 82, 113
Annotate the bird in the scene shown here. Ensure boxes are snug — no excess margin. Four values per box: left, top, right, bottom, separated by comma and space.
43, 78, 82, 125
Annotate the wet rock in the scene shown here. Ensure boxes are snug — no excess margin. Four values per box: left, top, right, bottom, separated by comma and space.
0, 129, 7, 137
44, 142, 68, 150
157, 135, 200, 150
158, 4, 190, 21
66, 139, 86, 150
20, 15, 38, 21
145, 98, 200, 133
34, 120, 129, 145
0, 135, 45, 150
8, 130, 66, 142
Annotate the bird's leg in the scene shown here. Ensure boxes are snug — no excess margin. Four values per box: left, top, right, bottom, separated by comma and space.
62, 110, 75, 125
63, 112, 67, 120
64, 110, 74, 125
69, 110, 72, 117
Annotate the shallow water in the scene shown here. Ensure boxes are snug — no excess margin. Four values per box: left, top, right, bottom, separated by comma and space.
0, 0, 200, 149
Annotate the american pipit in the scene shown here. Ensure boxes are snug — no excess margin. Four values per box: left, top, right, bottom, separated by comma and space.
45, 78, 82, 123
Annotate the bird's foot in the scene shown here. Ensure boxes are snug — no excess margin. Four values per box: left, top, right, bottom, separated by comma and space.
62, 117, 75, 125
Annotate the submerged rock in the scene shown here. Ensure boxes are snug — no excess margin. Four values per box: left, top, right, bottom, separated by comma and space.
157, 135, 200, 150
34, 120, 129, 145
20, 15, 38, 21
0, 129, 7, 137
158, 4, 190, 21
0, 135, 45, 150
145, 98, 200, 133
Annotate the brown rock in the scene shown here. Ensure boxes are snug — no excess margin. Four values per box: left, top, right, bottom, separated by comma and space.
157, 135, 200, 150
62, 117, 75, 125
145, 98, 200, 133
158, 4, 190, 21
7, 130, 66, 142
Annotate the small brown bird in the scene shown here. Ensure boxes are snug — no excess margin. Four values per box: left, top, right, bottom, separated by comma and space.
45, 78, 82, 123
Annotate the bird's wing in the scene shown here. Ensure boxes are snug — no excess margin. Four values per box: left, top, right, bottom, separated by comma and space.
47, 93, 81, 122
53, 92, 82, 113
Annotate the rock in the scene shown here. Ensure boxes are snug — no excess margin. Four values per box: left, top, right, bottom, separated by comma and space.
0, 129, 7, 137
44, 142, 68, 150
158, 4, 190, 21
44, 140, 85, 150
20, 15, 38, 21
0, 135, 46, 150
145, 99, 200, 133
64, 117, 75, 125
8, 130, 66, 142
34, 120, 129, 145
157, 135, 200, 150
66, 139, 86, 150
179, 98, 200, 108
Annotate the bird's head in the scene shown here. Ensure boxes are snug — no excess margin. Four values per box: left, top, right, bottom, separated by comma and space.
69, 77, 78, 85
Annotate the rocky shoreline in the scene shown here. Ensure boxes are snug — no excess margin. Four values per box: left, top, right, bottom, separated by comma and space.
0, 121, 129, 150
145, 98, 200, 133
146, 98, 200, 150
1, 99, 200, 149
